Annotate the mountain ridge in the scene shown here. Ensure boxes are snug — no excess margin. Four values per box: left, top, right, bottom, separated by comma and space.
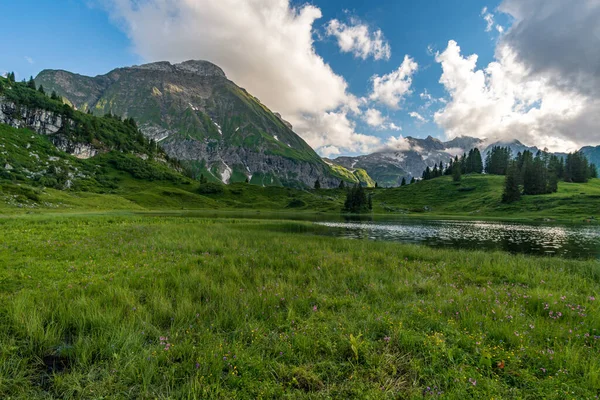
36, 60, 371, 188
333, 135, 597, 187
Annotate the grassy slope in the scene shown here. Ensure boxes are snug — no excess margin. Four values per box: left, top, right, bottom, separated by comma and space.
0, 215, 598, 398
3, 174, 600, 223
372, 175, 600, 221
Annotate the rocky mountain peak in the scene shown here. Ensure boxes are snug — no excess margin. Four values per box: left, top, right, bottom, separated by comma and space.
175, 60, 227, 78
130, 60, 227, 78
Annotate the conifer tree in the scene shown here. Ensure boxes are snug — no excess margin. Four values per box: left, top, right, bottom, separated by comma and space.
410, 177, 416, 184
453, 161, 462, 182
338, 180, 345, 189
502, 161, 521, 203
422, 166, 432, 180
485, 146, 511, 175
445, 158, 454, 176
27, 76, 36, 90
314, 179, 321, 189
343, 184, 369, 213
401, 177, 406, 186
37, 85, 45, 95
565, 151, 591, 183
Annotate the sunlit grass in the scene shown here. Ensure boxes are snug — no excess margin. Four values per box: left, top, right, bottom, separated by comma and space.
0, 214, 598, 398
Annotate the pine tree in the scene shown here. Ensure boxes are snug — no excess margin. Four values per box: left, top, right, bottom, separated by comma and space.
485, 146, 511, 175
38, 85, 45, 95
27, 76, 36, 90
50, 91, 60, 101
590, 164, 598, 179
565, 151, 591, 183
314, 179, 321, 189
445, 158, 454, 176
410, 177, 416, 184
465, 148, 483, 174
422, 166, 432, 180
338, 180, 345, 189
547, 171, 559, 193
452, 161, 462, 182
502, 161, 521, 203
343, 184, 369, 213
400, 177, 406, 186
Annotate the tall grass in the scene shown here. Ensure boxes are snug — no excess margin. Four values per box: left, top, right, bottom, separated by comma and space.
0, 215, 598, 398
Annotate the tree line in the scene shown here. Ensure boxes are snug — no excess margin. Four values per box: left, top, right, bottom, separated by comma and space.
421, 148, 484, 182
501, 148, 597, 203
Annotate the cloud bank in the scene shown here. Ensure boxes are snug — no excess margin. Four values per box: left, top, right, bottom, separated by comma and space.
434, 0, 600, 151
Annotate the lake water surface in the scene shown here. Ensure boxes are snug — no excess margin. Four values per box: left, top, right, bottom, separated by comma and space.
315, 219, 600, 259
142, 211, 600, 259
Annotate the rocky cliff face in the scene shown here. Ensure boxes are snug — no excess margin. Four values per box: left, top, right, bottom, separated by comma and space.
36, 60, 361, 187
0, 97, 97, 159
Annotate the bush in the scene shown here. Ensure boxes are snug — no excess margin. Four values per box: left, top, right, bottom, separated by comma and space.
286, 198, 306, 208
198, 183, 224, 195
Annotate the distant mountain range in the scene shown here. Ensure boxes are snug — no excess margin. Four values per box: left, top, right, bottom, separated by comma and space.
333, 136, 595, 187
35, 61, 370, 188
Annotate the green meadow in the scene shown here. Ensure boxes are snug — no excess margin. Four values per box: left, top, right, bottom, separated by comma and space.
0, 214, 598, 398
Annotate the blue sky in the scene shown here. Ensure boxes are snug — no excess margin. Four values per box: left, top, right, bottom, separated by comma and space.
4, 1, 592, 155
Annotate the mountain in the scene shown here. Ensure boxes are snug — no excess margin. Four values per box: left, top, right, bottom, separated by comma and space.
332, 135, 585, 187
35, 60, 370, 188
333, 136, 482, 187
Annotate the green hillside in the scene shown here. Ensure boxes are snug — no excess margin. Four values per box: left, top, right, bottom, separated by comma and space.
372, 174, 600, 221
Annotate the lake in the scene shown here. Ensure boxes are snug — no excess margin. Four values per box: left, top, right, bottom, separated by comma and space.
140, 211, 600, 259
315, 219, 600, 260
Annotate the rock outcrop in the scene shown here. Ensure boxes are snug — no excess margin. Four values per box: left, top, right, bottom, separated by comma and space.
0, 97, 97, 159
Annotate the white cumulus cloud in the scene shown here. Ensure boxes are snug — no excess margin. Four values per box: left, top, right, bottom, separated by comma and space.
325, 18, 391, 61
369, 55, 418, 108
102, 0, 382, 155
433, 39, 599, 151
365, 108, 385, 127
409, 111, 427, 123
364, 108, 402, 131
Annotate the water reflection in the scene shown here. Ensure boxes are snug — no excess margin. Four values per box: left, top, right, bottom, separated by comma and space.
315, 220, 600, 259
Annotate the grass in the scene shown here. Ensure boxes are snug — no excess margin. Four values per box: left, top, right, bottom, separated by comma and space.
3, 174, 600, 224
373, 175, 600, 222
0, 214, 598, 398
